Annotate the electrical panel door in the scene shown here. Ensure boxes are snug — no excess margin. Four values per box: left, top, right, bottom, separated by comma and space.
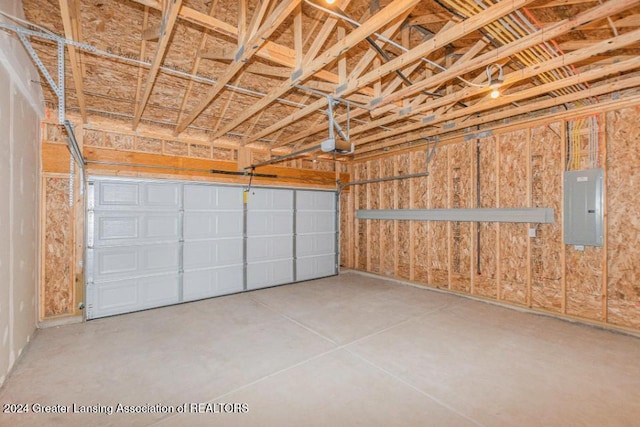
563, 168, 604, 246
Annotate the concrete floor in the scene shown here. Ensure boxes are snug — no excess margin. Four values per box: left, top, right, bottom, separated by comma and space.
1, 272, 640, 426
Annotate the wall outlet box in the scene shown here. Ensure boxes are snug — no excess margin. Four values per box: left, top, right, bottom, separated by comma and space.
528, 228, 537, 238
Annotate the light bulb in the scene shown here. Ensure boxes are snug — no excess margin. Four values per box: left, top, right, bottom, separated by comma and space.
491, 89, 500, 99
326, 0, 336, 3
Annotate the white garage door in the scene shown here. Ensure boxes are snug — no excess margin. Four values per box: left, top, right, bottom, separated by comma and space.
296, 190, 337, 281
246, 188, 295, 290
86, 180, 182, 319
87, 177, 337, 319
183, 184, 244, 301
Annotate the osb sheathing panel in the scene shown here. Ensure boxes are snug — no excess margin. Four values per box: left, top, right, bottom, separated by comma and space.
475, 135, 498, 299
428, 145, 448, 287
530, 123, 563, 313
43, 176, 73, 317
607, 107, 640, 328
449, 141, 472, 292
411, 150, 428, 282
380, 158, 395, 277
368, 159, 380, 274
498, 130, 528, 304
396, 153, 410, 279
566, 245, 603, 320
81, 126, 240, 161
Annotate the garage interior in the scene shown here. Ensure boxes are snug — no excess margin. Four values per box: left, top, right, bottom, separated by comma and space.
1, 0, 640, 424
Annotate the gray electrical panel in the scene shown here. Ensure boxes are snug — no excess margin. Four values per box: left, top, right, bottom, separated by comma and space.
563, 168, 604, 246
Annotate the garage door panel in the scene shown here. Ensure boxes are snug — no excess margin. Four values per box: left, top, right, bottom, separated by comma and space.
247, 236, 292, 262
143, 183, 181, 208
146, 215, 180, 239
216, 187, 243, 209
94, 212, 179, 246
296, 191, 335, 211
248, 188, 293, 210
184, 185, 243, 211
97, 182, 139, 207
247, 260, 293, 290
296, 233, 335, 257
95, 181, 180, 211
93, 243, 180, 281
97, 215, 139, 242
89, 274, 180, 319
183, 266, 244, 301
184, 212, 243, 239
183, 239, 243, 269
297, 211, 335, 234
297, 255, 336, 281
247, 212, 292, 236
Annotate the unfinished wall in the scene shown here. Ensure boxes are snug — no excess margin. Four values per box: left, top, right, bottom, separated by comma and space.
0, 0, 43, 387
344, 105, 640, 334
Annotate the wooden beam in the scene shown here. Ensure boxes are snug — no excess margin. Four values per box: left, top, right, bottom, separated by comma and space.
337, 26, 346, 86
175, 0, 219, 126
211, 0, 421, 140
340, 0, 535, 101
128, 0, 367, 94
175, 0, 303, 135
355, 93, 640, 163
133, 0, 183, 129
371, 0, 640, 109
528, 0, 596, 8
134, 7, 150, 119
245, 63, 292, 78
345, 2, 640, 139
303, 0, 356, 66
408, 12, 451, 26
59, 0, 87, 122
352, 29, 640, 148
294, 3, 303, 70
237, 0, 247, 43
559, 39, 605, 50
199, 46, 236, 61
252, 0, 528, 144
357, 71, 640, 156
246, 12, 410, 147
246, 0, 271, 42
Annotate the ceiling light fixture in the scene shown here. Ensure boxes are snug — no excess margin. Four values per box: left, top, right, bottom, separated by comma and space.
486, 63, 504, 99
325, 0, 336, 4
